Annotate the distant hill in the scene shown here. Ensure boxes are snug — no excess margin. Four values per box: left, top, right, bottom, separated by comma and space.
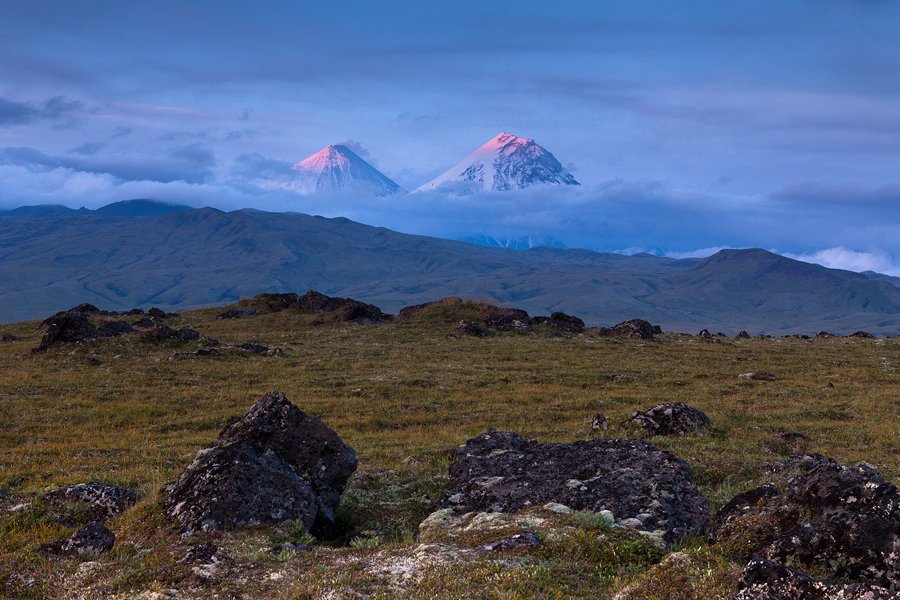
0, 204, 78, 218
94, 199, 193, 217
0, 207, 897, 334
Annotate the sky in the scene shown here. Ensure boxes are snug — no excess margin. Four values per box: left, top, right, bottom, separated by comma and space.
1, 0, 899, 273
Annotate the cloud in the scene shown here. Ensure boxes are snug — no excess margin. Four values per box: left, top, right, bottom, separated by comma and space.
0, 144, 216, 184
0, 95, 85, 126
230, 153, 293, 180
336, 140, 372, 161
782, 246, 900, 276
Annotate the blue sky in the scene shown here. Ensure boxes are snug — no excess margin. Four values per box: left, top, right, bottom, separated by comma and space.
1, 1, 899, 273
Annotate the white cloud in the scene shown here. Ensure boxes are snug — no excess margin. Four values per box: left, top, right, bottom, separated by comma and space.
782, 246, 900, 276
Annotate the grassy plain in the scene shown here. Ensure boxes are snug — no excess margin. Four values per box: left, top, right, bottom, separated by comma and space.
0, 303, 897, 598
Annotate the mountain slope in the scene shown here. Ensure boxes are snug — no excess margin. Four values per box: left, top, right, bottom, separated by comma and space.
285, 145, 404, 196
94, 199, 193, 217
416, 132, 579, 193
0, 208, 898, 334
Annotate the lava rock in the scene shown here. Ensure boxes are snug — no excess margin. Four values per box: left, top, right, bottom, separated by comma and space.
698, 329, 713, 339
251, 291, 390, 323
147, 307, 170, 319
480, 531, 541, 551
236, 342, 270, 353
483, 311, 532, 332
34, 311, 100, 352
738, 372, 777, 381
596, 319, 656, 340
733, 558, 897, 600
625, 403, 710, 437
590, 412, 608, 432
457, 320, 491, 337
815, 331, 835, 338
217, 307, 259, 319
164, 391, 357, 536
1, 333, 19, 342
175, 328, 200, 341
42, 482, 140, 523
97, 320, 135, 337
39, 522, 115, 558
541, 312, 585, 333
736, 330, 751, 339
437, 429, 708, 545
848, 331, 876, 339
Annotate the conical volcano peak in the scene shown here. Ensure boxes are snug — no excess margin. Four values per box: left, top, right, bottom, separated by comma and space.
285, 144, 404, 196
416, 132, 578, 193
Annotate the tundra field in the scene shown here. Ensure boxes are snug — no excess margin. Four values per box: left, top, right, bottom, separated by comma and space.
0, 298, 897, 599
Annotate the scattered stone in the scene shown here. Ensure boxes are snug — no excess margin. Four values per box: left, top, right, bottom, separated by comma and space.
736, 330, 751, 339
436, 429, 708, 545
483, 311, 532, 332
738, 371, 777, 381
625, 403, 710, 437
34, 311, 100, 352
178, 542, 218, 564
543, 502, 573, 515
147, 307, 170, 319
457, 320, 491, 337
164, 391, 357, 536
217, 307, 259, 319
480, 531, 541, 551
848, 330, 876, 339
42, 482, 140, 523
39, 522, 115, 558
1, 333, 19, 342
698, 329, 713, 339
733, 558, 897, 600
534, 312, 585, 333
590, 412, 608, 432
596, 319, 656, 340
168, 348, 222, 360
236, 342, 271, 353
142, 326, 201, 342
268, 541, 312, 554
815, 331, 834, 338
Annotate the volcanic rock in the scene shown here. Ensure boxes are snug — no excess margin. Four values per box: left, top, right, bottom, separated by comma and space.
42, 482, 140, 523
39, 522, 115, 558
480, 531, 541, 552
436, 429, 708, 545
590, 412, 609, 432
1, 333, 19, 342
736, 330, 751, 339
533, 312, 585, 333
625, 403, 710, 437
34, 311, 100, 352
733, 558, 897, 600
483, 310, 532, 332
596, 319, 656, 340
457, 320, 491, 337
217, 307, 259, 319
164, 391, 357, 535
698, 329, 713, 339
849, 330, 876, 339
97, 320, 135, 337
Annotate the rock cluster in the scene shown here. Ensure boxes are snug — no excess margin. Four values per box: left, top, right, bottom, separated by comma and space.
734, 558, 897, 600
436, 429, 708, 545
713, 453, 900, 591
164, 391, 357, 535
596, 319, 656, 340
625, 403, 710, 437
247, 291, 390, 323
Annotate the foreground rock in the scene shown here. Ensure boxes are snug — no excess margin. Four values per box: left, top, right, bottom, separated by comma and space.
733, 558, 897, 600
164, 391, 357, 535
42, 482, 140, 523
625, 403, 710, 436
437, 429, 708, 545
712, 454, 900, 590
39, 522, 115, 558
34, 311, 100, 352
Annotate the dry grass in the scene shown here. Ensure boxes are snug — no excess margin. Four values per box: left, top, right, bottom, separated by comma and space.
0, 305, 897, 598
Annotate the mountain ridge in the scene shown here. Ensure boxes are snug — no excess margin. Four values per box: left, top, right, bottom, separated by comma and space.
0, 207, 897, 335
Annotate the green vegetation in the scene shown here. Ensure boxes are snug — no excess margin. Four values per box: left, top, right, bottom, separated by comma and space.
0, 303, 897, 598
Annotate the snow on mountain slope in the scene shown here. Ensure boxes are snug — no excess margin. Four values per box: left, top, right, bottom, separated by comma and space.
416, 132, 579, 193
273, 144, 404, 196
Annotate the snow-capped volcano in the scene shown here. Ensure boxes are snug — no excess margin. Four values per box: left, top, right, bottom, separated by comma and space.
416, 132, 579, 193
286, 144, 404, 196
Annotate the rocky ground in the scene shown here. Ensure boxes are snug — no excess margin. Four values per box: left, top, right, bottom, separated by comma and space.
0, 294, 897, 598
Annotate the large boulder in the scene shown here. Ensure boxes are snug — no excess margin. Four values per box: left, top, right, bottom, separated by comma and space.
712, 454, 900, 590
34, 311, 100, 352
597, 319, 657, 340
625, 403, 710, 436
164, 391, 357, 535
535, 311, 585, 333
733, 558, 897, 600
436, 429, 708, 545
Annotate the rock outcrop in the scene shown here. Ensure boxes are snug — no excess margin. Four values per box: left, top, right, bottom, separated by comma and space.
164, 391, 357, 535
533, 312, 585, 333
733, 558, 897, 600
39, 522, 115, 558
247, 291, 390, 323
713, 454, 900, 591
625, 403, 710, 437
34, 311, 101, 352
436, 429, 708, 545
596, 319, 657, 340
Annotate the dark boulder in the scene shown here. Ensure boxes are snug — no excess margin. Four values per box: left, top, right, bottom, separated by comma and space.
596, 319, 656, 340
249, 291, 389, 323
714, 454, 900, 590
42, 482, 140, 523
147, 307, 173, 319
217, 307, 259, 319
39, 522, 115, 558
175, 328, 200, 341
590, 412, 608, 432
97, 320, 135, 337
483, 311, 532, 332
164, 391, 357, 535
480, 531, 541, 552
142, 326, 200, 342
437, 429, 708, 545
625, 403, 710, 437
40, 303, 102, 326
236, 342, 270, 353
1, 333, 19, 342
815, 331, 834, 338
34, 311, 100, 352
698, 329, 713, 339
733, 558, 897, 600
457, 320, 491, 337
736, 330, 751, 339
849, 331, 876, 339
533, 312, 585, 333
